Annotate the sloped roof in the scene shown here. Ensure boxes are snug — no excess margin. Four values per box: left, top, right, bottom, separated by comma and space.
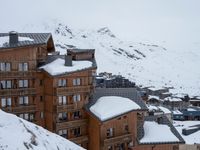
85, 88, 148, 122
137, 115, 185, 145
0, 33, 54, 50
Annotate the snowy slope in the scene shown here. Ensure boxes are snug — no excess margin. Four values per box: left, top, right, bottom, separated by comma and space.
0, 110, 84, 150
1, 20, 200, 97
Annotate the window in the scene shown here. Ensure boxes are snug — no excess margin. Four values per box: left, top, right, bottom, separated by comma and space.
73, 94, 80, 102
108, 146, 113, 150
107, 128, 114, 137
73, 78, 81, 86
19, 96, 29, 105
19, 113, 34, 122
73, 128, 81, 137
40, 112, 44, 119
124, 124, 129, 133
0, 62, 11, 71
39, 80, 43, 86
19, 80, 28, 88
58, 112, 67, 121
1, 97, 11, 107
58, 96, 67, 105
19, 62, 28, 71
73, 111, 81, 119
58, 129, 68, 138
58, 79, 66, 87
0, 80, 12, 89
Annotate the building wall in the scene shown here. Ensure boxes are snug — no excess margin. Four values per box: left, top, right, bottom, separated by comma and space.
134, 144, 179, 150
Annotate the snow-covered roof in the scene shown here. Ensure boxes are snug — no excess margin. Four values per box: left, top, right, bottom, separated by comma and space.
164, 97, 182, 102
173, 110, 183, 115
173, 121, 200, 144
140, 121, 180, 144
158, 106, 171, 114
0, 110, 84, 150
0, 36, 34, 47
187, 108, 197, 111
148, 95, 159, 100
147, 105, 159, 112
0, 33, 53, 50
89, 96, 141, 121
40, 58, 93, 76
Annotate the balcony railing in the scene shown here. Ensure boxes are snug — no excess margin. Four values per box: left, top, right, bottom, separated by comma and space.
56, 101, 84, 113
2, 105, 37, 114
103, 133, 133, 146
69, 135, 88, 144
0, 88, 36, 96
0, 71, 36, 79
56, 119, 88, 131
56, 85, 91, 95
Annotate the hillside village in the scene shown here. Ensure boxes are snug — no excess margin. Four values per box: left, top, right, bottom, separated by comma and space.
0, 32, 200, 150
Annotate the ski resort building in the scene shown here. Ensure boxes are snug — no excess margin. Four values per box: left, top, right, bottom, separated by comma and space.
0, 32, 185, 150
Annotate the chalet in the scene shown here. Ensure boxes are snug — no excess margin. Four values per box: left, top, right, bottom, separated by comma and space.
85, 88, 148, 150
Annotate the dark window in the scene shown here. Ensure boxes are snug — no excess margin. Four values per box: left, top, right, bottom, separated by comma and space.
73, 128, 81, 137
73, 111, 81, 119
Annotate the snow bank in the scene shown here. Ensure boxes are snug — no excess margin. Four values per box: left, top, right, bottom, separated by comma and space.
164, 97, 182, 102
40, 58, 92, 75
0, 110, 84, 150
90, 96, 141, 121
140, 121, 180, 143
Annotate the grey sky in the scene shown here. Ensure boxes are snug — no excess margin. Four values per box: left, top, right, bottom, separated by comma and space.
0, 0, 200, 48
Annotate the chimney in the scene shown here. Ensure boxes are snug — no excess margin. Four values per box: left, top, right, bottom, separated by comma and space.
65, 54, 72, 66
9, 31, 18, 45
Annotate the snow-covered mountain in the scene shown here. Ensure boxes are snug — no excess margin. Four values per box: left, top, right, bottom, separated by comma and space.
0, 110, 84, 150
1, 20, 200, 97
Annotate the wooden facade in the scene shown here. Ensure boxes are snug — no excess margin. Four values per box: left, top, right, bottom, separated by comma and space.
88, 111, 142, 150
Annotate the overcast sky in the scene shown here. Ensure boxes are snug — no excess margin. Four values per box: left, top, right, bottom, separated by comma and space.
0, 0, 200, 48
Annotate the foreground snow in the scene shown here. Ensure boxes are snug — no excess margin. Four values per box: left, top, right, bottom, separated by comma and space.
0, 110, 84, 150
173, 120, 200, 144
140, 121, 180, 143
40, 58, 92, 75
90, 96, 141, 121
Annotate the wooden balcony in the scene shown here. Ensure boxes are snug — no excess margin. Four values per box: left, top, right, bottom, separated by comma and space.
69, 135, 88, 144
0, 71, 36, 79
56, 101, 84, 113
103, 133, 133, 146
2, 105, 37, 114
0, 88, 36, 96
56, 119, 88, 131
56, 85, 91, 95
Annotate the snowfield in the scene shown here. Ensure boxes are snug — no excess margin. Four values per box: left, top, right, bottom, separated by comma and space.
0, 20, 200, 97
0, 110, 84, 150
